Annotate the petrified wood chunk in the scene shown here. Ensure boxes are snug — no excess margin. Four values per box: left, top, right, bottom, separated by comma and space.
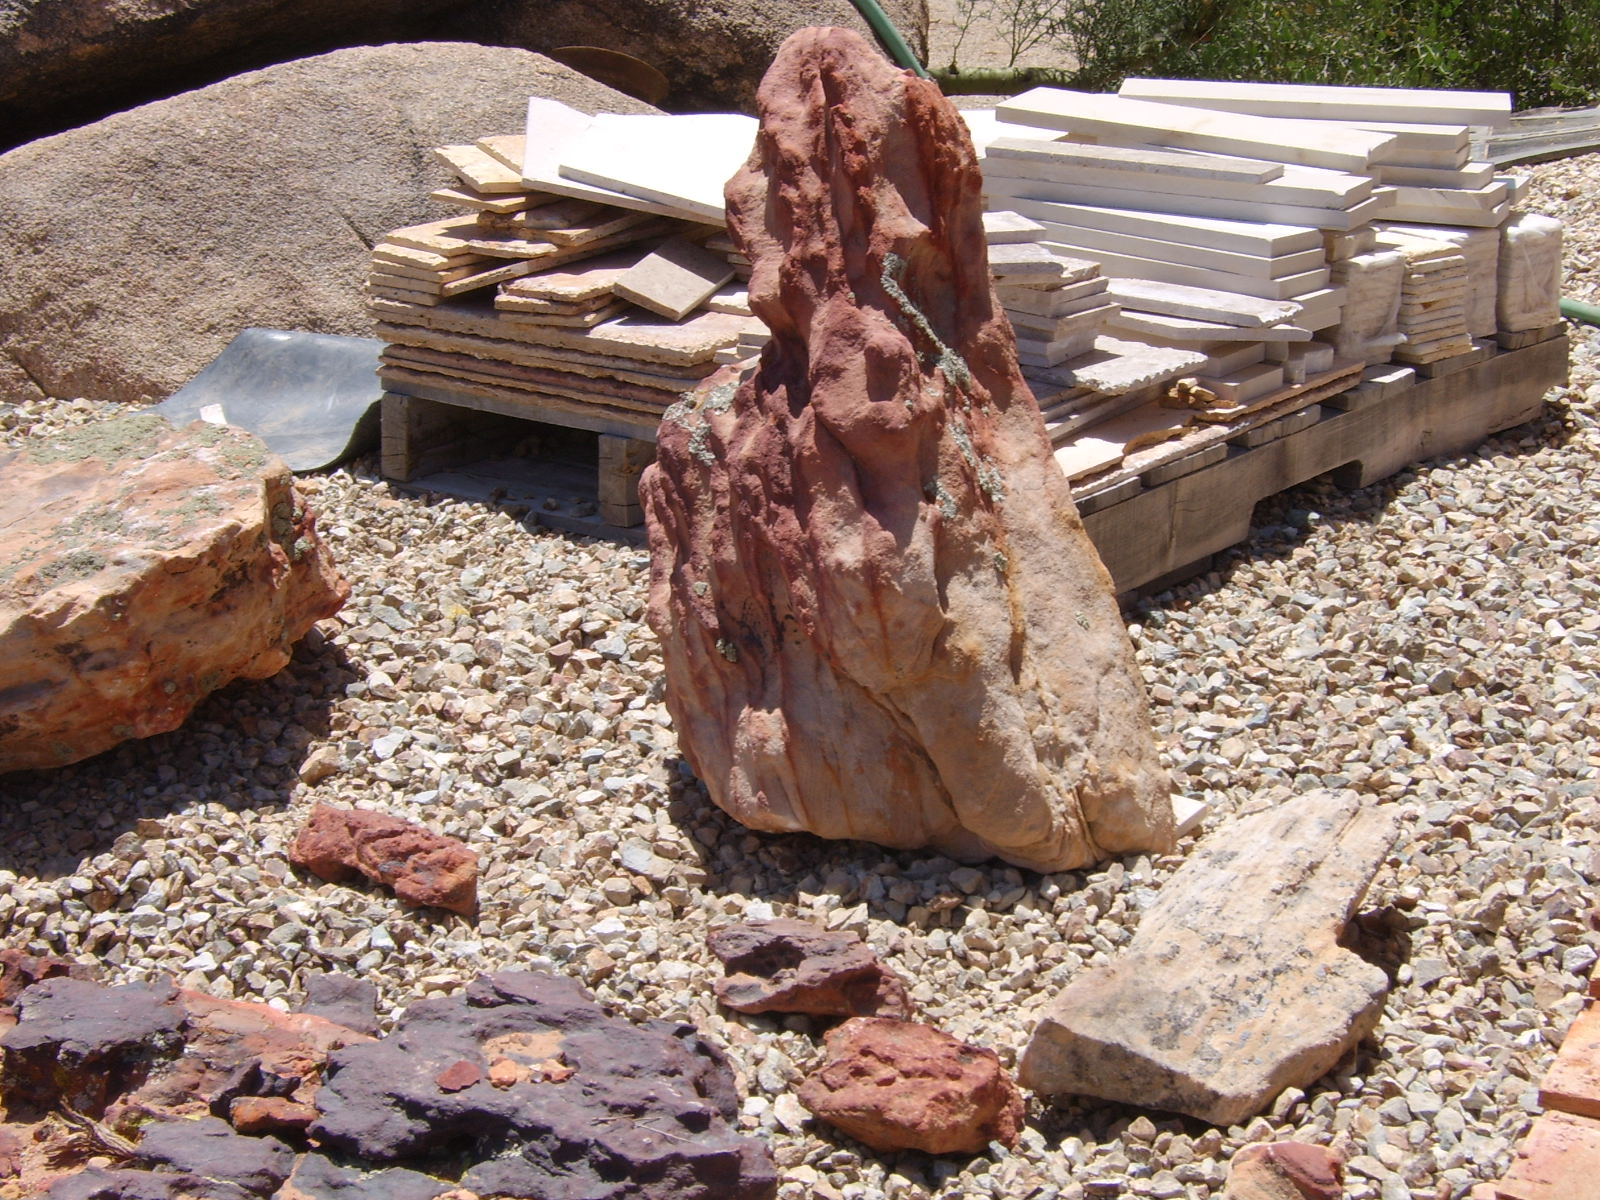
639, 27, 1172, 871
0, 414, 347, 773
1020, 789, 1401, 1124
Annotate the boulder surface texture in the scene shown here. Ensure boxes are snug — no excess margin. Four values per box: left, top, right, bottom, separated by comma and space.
796, 1016, 1025, 1154
0, 1, 926, 149
0, 42, 656, 407
708, 919, 913, 1018
0, 414, 347, 773
1020, 789, 1402, 1125
640, 26, 1172, 872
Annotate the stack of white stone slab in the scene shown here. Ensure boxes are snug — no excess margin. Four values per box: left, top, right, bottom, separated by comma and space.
987, 239, 1119, 368
1371, 229, 1475, 365
1497, 213, 1564, 333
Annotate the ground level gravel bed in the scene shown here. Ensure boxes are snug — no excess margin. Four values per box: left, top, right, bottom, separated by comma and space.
3, 159, 1599, 1200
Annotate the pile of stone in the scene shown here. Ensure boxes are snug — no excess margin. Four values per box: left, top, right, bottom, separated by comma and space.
369, 101, 764, 440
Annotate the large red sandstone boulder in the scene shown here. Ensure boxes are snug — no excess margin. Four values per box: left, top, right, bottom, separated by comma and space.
639, 27, 1172, 872
0, 414, 347, 773
797, 1017, 1024, 1154
289, 803, 479, 915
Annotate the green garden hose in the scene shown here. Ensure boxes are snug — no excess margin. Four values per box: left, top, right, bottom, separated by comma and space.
1561, 296, 1600, 325
848, 0, 931, 78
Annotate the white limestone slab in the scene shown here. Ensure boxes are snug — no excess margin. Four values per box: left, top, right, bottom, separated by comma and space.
1324, 227, 1378, 262
1105, 279, 1301, 328
1327, 249, 1404, 365
984, 155, 1373, 210
1119, 78, 1512, 128
988, 242, 1071, 279
986, 137, 1283, 183
1052, 339, 1209, 395
1497, 212, 1563, 332
522, 99, 717, 223
960, 107, 1065, 156
996, 87, 1396, 172
985, 173, 1384, 230
1109, 310, 1313, 343
558, 112, 757, 223
1195, 361, 1284, 403
1028, 219, 1325, 280
1380, 221, 1498, 336
1043, 243, 1330, 301
1005, 289, 1116, 323
1009, 301, 1120, 340
1372, 140, 1471, 170
989, 198, 1320, 257
984, 210, 1049, 244
1267, 341, 1337, 385
1380, 197, 1510, 229
1016, 326, 1101, 367
996, 277, 1108, 317
1375, 161, 1497, 189
1348, 120, 1471, 151
1197, 341, 1267, 376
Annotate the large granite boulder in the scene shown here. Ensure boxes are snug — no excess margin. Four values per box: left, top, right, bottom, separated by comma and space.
639, 27, 1172, 872
0, 1, 926, 150
0, 414, 347, 772
0, 42, 656, 406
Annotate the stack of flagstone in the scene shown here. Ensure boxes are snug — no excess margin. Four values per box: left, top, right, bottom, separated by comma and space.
369, 104, 766, 434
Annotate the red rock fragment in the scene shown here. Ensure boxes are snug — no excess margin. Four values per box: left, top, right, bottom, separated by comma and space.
435, 1059, 483, 1092
1225, 1141, 1344, 1200
708, 919, 912, 1019
1495, 1110, 1600, 1200
228, 1095, 318, 1137
289, 803, 478, 915
796, 1017, 1023, 1154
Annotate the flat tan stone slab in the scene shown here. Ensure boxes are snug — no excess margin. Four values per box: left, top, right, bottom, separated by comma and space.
614, 236, 736, 320
1020, 789, 1401, 1125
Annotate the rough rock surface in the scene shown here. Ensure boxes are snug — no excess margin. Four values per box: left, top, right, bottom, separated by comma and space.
133, 1116, 295, 1196
0, 414, 347, 773
639, 27, 1172, 871
708, 919, 912, 1018
0, 977, 186, 1113
1224, 1142, 1345, 1200
276, 1154, 459, 1200
0, 43, 656, 406
288, 803, 479, 915
299, 972, 381, 1036
311, 970, 777, 1199
796, 1016, 1024, 1154
0, 2, 925, 149
1020, 789, 1402, 1125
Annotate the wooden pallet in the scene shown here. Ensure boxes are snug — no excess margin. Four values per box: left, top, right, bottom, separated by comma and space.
1078, 333, 1569, 595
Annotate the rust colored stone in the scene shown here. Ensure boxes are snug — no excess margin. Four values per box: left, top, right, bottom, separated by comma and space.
1496, 1110, 1600, 1200
435, 1060, 482, 1092
796, 1017, 1024, 1154
1541, 1003, 1600, 1120
228, 1095, 319, 1136
0, 414, 347, 773
639, 27, 1171, 872
708, 919, 912, 1019
289, 802, 479, 915
1225, 1142, 1344, 1200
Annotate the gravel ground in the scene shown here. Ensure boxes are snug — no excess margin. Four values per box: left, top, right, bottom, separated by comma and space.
3, 159, 1599, 1199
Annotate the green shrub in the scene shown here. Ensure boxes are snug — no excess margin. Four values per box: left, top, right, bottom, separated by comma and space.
1025, 0, 1600, 109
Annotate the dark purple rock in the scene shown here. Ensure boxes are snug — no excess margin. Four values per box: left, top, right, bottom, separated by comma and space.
300, 973, 381, 1037
708, 920, 913, 1019
311, 970, 775, 1200
47, 1166, 253, 1200
277, 1153, 458, 1200
0, 977, 184, 1113
133, 1116, 294, 1197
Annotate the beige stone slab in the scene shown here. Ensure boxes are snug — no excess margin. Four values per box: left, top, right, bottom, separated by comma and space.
373, 243, 486, 272
1009, 301, 1119, 340
496, 300, 629, 329
1119, 78, 1512, 128
380, 347, 677, 413
1105, 279, 1301, 328
996, 277, 1108, 317
463, 217, 677, 261
383, 216, 485, 256
501, 250, 645, 302
995, 197, 1321, 257
987, 241, 1071, 279
1109, 309, 1314, 343
1195, 361, 1285, 404
367, 280, 445, 306
705, 284, 753, 316
1029, 218, 1326, 280
433, 143, 526, 193
983, 210, 1049, 244
373, 318, 714, 392
438, 259, 536, 297
557, 112, 758, 223
475, 134, 527, 171
379, 369, 662, 440
1053, 401, 1192, 479
430, 185, 546, 215
613, 236, 737, 320
987, 172, 1382, 231
372, 258, 495, 285
986, 136, 1284, 183
1006, 289, 1115, 326
523, 97, 722, 223
996, 87, 1395, 172
372, 294, 756, 367
984, 150, 1372, 209
494, 290, 615, 316
475, 196, 607, 232
1049, 243, 1329, 302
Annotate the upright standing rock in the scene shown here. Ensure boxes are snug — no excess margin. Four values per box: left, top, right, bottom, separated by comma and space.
640, 26, 1171, 871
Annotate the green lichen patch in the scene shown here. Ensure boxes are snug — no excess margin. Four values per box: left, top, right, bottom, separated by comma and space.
881, 252, 972, 393
33, 548, 109, 587
25, 413, 170, 466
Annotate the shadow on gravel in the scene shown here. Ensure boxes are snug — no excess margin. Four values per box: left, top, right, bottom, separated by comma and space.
0, 629, 358, 879
1122, 391, 1581, 619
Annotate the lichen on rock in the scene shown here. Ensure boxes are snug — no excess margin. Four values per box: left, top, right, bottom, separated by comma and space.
640, 26, 1173, 871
